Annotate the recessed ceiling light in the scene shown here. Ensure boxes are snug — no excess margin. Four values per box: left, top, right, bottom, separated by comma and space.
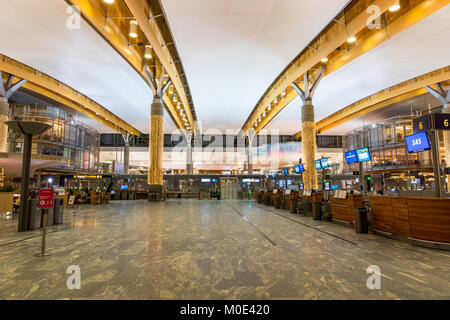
389, 3, 400, 12
321, 57, 328, 63
129, 20, 138, 38
144, 45, 152, 59
347, 36, 356, 43
104, 0, 114, 4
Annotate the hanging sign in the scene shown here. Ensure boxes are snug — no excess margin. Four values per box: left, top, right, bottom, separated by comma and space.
39, 189, 54, 209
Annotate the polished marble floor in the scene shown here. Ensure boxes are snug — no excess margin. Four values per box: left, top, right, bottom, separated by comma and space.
0, 199, 449, 300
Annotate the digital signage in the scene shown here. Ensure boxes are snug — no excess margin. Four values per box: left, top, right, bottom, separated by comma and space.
331, 184, 339, 190
299, 183, 304, 190
356, 147, 371, 162
404, 131, 431, 153
294, 164, 304, 173
242, 178, 260, 183
345, 150, 358, 164
320, 158, 329, 169
314, 160, 322, 170
120, 185, 129, 190
324, 182, 330, 191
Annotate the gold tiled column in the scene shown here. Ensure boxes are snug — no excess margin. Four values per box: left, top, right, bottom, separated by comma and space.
148, 98, 164, 186
443, 105, 450, 189
302, 101, 318, 190
0, 99, 9, 153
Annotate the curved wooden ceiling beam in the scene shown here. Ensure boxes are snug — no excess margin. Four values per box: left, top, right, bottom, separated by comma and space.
295, 66, 450, 138
243, 0, 447, 135
0, 54, 141, 136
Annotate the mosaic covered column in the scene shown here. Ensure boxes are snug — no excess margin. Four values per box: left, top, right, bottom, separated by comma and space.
0, 98, 8, 153
186, 134, 193, 174
123, 140, 130, 175
302, 101, 318, 190
148, 98, 164, 186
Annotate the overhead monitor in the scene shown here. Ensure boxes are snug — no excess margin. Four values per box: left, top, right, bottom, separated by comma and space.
404, 131, 431, 153
242, 178, 260, 183
356, 147, 371, 162
295, 164, 304, 173
314, 160, 322, 170
272, 172, 277, 178
345, 150, 358, 164
120, 185, 129, 190
320, 158, 329, 169
331, 184, 339, 190
299, 183, 304, 190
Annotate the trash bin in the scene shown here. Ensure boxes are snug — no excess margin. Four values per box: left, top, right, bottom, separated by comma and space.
274, 197, 280, 209
303, 200, 312, 216
28, 199, 41, 230
290, 198, 297, 213
45, 208, 54, 226
322, 202, 332, 221
53, 198, 64, 225
355, 207, 368, 234
312, 202, 322, 220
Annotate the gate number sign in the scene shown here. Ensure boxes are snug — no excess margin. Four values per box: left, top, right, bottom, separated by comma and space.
39, 189, 54, 209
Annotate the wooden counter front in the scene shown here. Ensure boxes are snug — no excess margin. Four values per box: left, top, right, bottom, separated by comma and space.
370, 196, 450, 244
330, 194, 363, 224
283, 192, 299, 211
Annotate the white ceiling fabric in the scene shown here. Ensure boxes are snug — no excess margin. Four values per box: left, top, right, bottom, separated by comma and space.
266, 5, 450, 135
161, 0, 350, 132
0, 0, 166, 133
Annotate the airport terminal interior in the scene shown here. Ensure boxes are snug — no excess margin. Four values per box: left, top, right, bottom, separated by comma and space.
0, 0, 449, 300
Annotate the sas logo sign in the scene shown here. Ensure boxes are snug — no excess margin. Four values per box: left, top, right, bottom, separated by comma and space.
411, 138, 422, 147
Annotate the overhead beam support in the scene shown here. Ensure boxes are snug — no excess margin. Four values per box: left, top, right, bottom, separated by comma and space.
0, 54, 140, 136
294, 66, 450, 138
244, 0, 448, 134
124, 0, 196, 135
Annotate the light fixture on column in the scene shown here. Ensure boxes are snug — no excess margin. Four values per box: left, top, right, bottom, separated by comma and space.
176, 102, 181, 110
321, 57, 328, 63
173, 96, 178, 103
258, 116, 261, 123
347, 36, 356, 43
168, 85, 174, 95
273, 98, 278, 104
281, 90, 286, 97
144, 45, 152, 59
268, 105, 271, 111
262, 111, 266, 118
104, 0, 114, 3
389, 2, 400, 12
129, 20, 138, 38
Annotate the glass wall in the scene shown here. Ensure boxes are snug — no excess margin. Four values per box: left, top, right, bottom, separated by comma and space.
7, 105, 101, 173
343, 115, 435, 173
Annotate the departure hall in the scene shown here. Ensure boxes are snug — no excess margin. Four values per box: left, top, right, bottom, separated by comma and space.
0, 0, 449, 304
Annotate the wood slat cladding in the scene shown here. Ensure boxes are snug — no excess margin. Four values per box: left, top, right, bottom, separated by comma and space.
330, 194, 364, 224
370, 196, 450, 243
407, 198, 450, 244
370, 195, 397, 233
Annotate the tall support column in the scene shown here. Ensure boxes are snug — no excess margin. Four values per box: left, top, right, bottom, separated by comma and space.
186, 132, 193, 174
246, 129, 256, 175
0, 98, 9, 153
291, 65, 325, 190
425, 83, 450, 189
149, 98, 164, 185
122, 133, 130, 175
301, 101, 318, 190
144, 66, 171, 200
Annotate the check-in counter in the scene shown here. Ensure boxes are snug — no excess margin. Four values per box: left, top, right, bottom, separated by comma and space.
330, 194, 364, 224
283, 191, 299, 211
264, 191, 273, 205
370, 196, 450, 245
271, 190, 282, 208
136, 191, 148, 200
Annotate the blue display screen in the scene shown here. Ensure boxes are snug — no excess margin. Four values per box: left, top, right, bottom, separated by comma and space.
345, 150, 358, 164
294, 164, 304, 173
331, 184, 339, 190
314, 160, 322, 170
320, 158, 329, 169
120, 185, 129, 190
404, 131, 431, 153
356, 147, 371, 162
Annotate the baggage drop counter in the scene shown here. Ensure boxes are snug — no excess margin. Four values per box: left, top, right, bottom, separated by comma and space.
370, 196, 450, 249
